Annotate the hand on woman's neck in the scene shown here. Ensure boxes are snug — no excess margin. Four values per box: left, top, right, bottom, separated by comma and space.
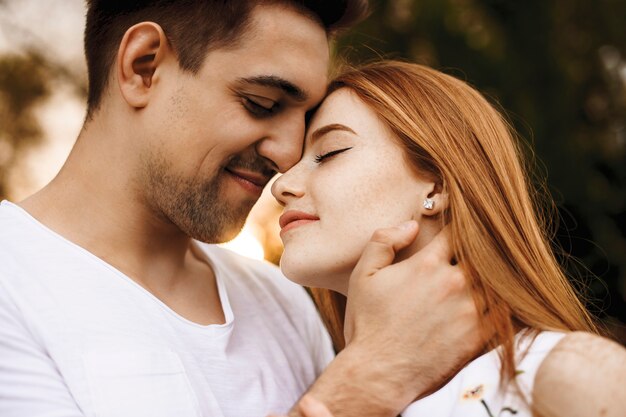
395, 219, 442, 263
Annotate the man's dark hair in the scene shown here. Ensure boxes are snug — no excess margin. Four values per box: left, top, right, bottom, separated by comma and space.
84, 0, 369, 118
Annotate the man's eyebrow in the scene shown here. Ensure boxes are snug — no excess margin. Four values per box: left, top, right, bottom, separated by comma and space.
309, 123, 357, 143
237, 75, 308, 102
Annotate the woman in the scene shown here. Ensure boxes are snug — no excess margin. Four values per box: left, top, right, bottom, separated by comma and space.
271, 61, 626, 417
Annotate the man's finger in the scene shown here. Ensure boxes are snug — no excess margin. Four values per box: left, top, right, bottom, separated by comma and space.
298, 395, 334, 417
403, 225, 454, 268
351, 221, 419, 280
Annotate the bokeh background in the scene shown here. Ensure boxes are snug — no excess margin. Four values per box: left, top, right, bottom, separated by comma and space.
1, 0, 625, 343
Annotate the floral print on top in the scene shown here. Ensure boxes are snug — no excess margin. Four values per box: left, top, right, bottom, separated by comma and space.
401, 331, 566, 417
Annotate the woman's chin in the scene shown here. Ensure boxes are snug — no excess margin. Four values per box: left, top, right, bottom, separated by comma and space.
279, 259, 349, 294
279, 243, 361, 293
279, 260, 322, 288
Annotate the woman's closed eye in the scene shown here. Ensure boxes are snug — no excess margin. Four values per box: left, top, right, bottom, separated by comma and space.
314, 147, 353, 164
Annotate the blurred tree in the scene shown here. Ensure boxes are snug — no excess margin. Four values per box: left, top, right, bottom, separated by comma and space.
0, 51, 50, 199
0, 0, 86, 200
337, 0, 626, 340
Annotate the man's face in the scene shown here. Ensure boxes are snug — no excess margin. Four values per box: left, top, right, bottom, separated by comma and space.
138, 4, 329, 243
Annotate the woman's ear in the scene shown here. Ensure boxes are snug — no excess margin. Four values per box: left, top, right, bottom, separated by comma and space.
116, 22, 169, 108
420, 181, 448, 217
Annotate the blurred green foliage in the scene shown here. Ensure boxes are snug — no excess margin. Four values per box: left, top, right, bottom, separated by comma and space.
338, 0, 626, 339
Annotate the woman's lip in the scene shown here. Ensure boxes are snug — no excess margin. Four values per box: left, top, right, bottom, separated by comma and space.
279, 210, 320, 236
279, 210, 320, 229
280, 218, 318, 236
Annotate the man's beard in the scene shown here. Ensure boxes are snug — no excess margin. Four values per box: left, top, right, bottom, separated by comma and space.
142, 153, 263, 243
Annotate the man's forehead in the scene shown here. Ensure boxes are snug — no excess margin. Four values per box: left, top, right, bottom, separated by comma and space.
200, 3, 330, 106
202, 42, 329, 99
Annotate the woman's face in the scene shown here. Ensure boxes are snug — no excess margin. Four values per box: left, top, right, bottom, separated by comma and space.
271, 88, 442, 294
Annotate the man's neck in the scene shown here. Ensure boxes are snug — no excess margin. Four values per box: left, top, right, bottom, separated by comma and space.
19, 126, 196, 294
20, 157, 225, 325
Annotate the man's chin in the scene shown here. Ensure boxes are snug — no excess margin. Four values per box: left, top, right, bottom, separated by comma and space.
187, 216, 247, 245
206, 226, 244, 244
174, 184, 255, 244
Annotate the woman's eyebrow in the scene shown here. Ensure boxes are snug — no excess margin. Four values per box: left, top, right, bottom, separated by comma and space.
309, 123, 357, 143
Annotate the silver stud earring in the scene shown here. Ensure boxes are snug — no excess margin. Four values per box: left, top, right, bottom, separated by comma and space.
423, 198, 435, 210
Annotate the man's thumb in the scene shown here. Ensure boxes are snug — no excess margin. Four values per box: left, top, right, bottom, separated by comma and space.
350, 220, 419, 280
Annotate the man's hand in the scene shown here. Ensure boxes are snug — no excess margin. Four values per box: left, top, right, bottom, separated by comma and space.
292, 221, 483, 417
270, 395, 334, 417
344, 221, 482, 400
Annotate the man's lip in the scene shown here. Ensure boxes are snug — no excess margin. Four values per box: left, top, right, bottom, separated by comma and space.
224, 167, 271, 187
279, 210, 320, 229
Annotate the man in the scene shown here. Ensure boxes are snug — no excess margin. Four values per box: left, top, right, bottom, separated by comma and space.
0, 1, 480, 416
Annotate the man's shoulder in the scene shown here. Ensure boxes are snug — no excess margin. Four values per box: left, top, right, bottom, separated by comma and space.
0, 200, 23, 235
0, 200, 44, 244
0, 201, 44, 263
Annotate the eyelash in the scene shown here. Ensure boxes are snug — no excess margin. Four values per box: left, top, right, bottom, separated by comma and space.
314, 147, 353, 163
242, 97, 279, 118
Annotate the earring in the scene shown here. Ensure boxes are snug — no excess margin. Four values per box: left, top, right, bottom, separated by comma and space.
423, 198, 435, 210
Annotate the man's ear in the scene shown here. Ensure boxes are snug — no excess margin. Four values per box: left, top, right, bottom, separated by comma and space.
117, 22, 169, 108
420, 181, 448, 217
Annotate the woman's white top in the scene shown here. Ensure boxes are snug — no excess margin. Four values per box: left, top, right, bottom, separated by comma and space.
402, 330, 566, 417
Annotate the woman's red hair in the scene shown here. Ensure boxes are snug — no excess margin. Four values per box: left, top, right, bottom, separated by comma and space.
311, 60, 598, 384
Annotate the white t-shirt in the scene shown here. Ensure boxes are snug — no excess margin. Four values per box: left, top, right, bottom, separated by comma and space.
0, 200, 334, 417
402, 330, 566, 417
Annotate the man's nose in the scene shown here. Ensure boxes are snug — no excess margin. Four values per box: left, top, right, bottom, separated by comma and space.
256, 115, 305, 173
271, 165, 305, 207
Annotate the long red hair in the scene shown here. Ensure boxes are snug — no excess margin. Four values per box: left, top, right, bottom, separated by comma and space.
310, 60, 598, 383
